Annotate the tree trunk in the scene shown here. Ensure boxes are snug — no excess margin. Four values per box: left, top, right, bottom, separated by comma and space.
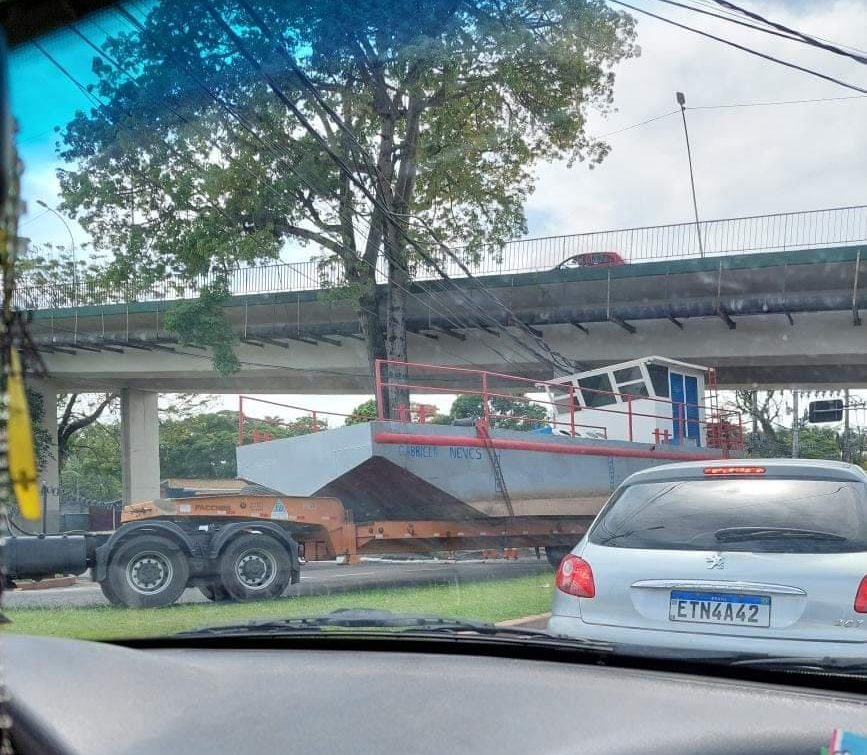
385, 224, 410, 416
358, 277, 390, 418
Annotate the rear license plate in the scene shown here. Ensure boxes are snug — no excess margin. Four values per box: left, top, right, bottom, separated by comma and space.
669, 591, 771, 627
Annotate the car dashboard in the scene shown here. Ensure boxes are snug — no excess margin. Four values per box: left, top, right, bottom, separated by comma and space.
5, 634, 867, 755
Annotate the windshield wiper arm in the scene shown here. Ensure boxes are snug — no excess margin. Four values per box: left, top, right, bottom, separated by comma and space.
714, 526, 847, 543
173, 608, 612, 650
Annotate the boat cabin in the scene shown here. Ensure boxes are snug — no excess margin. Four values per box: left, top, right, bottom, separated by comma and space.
540, 356, 710, 447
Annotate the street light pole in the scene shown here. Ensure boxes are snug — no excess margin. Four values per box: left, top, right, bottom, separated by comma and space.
35, 199, 78, 304
676, 92, 704, 258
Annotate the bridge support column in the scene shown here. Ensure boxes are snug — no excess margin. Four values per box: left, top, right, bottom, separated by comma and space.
27, 379, 59, 532
121, 389, 160, 505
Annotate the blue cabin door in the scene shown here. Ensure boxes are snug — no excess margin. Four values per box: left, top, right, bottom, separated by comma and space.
670, 372, 701, 447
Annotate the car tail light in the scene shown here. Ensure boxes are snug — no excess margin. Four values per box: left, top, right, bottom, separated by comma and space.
854, 577, 867, 613
704, 466, 766, 476
555, 555, 595, 598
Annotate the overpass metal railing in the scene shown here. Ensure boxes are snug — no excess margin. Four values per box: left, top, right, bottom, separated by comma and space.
15, 204, 867, 310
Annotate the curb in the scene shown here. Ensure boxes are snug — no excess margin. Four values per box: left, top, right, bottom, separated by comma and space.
14, 576, 77, 591
496, 612, 551, 628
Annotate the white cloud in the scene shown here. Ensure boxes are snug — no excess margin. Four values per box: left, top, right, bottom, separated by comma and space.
526, 0, 867, 235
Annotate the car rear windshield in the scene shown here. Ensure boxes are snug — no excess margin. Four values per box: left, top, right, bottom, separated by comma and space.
588, 478, 867, 553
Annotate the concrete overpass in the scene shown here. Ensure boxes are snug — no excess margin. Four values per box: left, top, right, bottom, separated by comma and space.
26, 246, 867, 393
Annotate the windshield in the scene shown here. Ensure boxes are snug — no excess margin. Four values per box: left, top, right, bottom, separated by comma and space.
3, 0, 867, 676
588, 479, 867, 552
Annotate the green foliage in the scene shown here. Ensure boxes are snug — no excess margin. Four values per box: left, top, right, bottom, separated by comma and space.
55, 0, 637, 373
162, 281, 240, 374
449, 393, 547, 431
17, 243, 112, 307
62, 422, 123, 501
24, 387, 53, 472
345, 399, 378, 425
160, 411, 240, 479
61, 410, 329, 490
744, 426, 846, 461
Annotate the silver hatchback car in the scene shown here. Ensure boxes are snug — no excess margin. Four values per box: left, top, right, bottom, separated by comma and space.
547, 459, 867, 660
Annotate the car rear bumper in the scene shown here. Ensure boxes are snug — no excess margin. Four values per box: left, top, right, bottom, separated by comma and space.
547, 614, 867, 660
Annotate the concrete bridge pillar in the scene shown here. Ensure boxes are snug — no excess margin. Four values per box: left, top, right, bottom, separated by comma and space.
28, 378, 59, 532
121, 388, 160, 505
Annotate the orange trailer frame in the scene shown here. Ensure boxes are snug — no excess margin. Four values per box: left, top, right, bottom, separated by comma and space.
122, 494, 595, 563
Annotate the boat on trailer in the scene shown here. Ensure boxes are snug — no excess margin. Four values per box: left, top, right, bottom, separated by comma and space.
237, 357, 743, 521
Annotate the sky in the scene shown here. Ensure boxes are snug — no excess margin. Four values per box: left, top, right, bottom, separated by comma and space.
9, 0, 867, 425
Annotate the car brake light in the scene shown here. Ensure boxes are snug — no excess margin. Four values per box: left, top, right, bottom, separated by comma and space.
704, 466, 766, 476
555, 555, 595, 598
854, 577, 867, 613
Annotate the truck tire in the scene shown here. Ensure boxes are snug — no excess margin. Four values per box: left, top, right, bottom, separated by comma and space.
198, 583, 231, 602
106, 535, 190, 608
545, 546, 572, 570
98, 578, 123, 606
90, 568, 123, 606
219, 534, 292, 602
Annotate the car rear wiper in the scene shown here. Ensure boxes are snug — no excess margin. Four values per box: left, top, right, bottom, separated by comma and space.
173, 608, 612, 648
714, 526, 847, 543
598, 525, 665, 544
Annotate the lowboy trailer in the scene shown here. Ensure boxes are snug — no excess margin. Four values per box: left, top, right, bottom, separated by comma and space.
1, 493, 592, 608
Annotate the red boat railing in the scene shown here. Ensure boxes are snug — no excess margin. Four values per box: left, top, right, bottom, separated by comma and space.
374, 359, 743, 452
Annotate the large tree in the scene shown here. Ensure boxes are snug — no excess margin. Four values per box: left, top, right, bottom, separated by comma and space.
57, 0, 636, 408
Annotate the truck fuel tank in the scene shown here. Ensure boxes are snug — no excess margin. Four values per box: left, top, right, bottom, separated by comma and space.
1, 534, 89, 579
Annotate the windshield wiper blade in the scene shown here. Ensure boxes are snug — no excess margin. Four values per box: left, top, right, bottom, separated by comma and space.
729, 655, 867, 673
174, 608, 611, 650
714, 526, 847, 543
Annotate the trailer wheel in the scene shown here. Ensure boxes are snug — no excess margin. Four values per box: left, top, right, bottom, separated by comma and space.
107, 535, 190, 608
545, 546, 572, 570
198, 583, 230, 602
219, 534, 292, 602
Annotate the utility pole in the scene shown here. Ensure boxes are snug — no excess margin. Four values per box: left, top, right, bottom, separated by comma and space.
791, 391, 800, 459
751, 391, 758, 435
676, 92, 704, 258
843, 388, 851, 463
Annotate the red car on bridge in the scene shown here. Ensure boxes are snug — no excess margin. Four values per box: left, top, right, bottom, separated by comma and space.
554, 251, 626, 269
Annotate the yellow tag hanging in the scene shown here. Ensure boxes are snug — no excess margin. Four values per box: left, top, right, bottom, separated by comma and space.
7, 347, 39, 518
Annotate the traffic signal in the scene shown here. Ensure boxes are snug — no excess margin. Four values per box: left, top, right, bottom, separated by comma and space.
808, 399, 843, 424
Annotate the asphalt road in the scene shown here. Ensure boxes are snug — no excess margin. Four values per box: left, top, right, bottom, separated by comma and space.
3, 558, 551, 609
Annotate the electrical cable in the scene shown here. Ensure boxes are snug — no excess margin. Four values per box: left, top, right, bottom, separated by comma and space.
596, 109, 680, 138
607, 0, 867, 95
648, 0, 802, 42
705, 0, 867, 66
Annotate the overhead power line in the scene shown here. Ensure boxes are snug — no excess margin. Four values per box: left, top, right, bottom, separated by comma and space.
705, 0, 867, 66
648, 0, 802, 42
608, 0, 867, 95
